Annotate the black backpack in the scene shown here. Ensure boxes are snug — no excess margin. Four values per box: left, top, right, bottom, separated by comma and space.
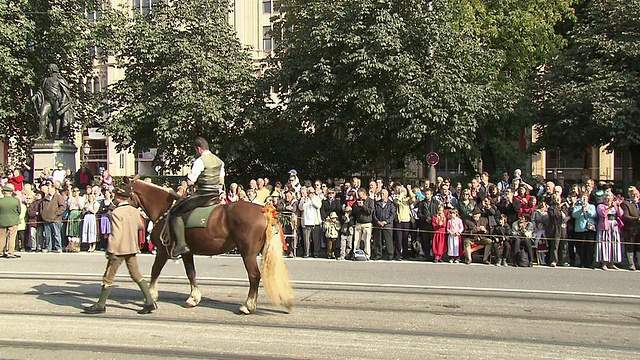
515, 250, 529, 267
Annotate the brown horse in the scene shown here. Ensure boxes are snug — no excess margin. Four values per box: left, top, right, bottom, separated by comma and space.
127, 178, 294, 314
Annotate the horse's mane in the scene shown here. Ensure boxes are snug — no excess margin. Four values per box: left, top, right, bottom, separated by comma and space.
138, 180, 177, 197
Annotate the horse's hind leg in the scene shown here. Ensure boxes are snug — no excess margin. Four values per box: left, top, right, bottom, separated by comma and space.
182, 253, 201, 307
239, 253, 260, 315
149, 249, 169, 301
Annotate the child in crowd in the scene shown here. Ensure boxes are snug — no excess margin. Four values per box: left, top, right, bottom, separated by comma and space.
492, 214, 512, 266
532, 202, 549, 265
338, 206, 355, 260
446, 208, 464, 263
324, 212, 340, 259
431, 205, 447, 262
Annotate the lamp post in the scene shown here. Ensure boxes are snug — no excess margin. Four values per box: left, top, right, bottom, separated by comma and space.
82, 140, 91, 167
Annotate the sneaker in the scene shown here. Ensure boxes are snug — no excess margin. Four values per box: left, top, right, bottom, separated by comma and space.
336, 256, 345, 261
53, 249, 62, 253
453, 258, 460, 263
448, 259, 453, 263
562, 262, 570, 267
601, 264, 609, 271
549, 262, 557, 267
501, 259, 508, 267
42, 249, 50, 253
610, 264, 619, 270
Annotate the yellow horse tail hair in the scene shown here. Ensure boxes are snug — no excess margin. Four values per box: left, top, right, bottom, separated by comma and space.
260, 205, 294, 311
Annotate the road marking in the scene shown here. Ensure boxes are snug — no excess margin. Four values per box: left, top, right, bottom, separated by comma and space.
2, 271, 640, 300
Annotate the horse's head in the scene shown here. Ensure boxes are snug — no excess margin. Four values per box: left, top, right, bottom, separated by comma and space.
125, 175, 176, 222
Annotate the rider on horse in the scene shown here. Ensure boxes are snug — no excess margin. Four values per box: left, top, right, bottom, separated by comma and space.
170, 137, 225, 258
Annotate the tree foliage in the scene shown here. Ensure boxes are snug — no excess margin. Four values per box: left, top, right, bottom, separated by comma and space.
533, 0, 640, 179
266, 0, 503, 178
0, 0, 106, 165
101, 0, 257, 173
457, 0, 575, 174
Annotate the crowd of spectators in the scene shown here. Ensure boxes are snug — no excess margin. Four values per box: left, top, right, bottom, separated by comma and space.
2, 164, 638, 272
222, 169, 639, 271
0, 162, 126, 256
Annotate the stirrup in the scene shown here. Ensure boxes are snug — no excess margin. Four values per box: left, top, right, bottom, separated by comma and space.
171, 244, 190, 259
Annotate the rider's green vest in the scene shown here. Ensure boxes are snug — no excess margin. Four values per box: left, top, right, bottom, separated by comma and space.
196, 153, 222, 192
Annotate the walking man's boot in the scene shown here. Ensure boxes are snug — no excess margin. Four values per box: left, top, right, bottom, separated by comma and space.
83, 285, 112, 314
137, 280, 157, 314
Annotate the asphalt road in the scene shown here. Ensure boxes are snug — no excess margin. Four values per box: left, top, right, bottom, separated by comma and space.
0, 252, 639, 359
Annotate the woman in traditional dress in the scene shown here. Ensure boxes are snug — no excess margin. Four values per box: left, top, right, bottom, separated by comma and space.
97, 189, 113, 251
66, 187, 84, 252
596, 191, 624, 270
82, 193, 100, 252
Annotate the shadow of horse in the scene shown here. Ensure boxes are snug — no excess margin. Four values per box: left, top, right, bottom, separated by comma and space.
26, 282, 237, 313
27, 282, 286, 315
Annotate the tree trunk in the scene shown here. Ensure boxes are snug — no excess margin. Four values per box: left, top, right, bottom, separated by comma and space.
481, 143, 497, 176
629, 144, 640, 186
621, 146, 630, 191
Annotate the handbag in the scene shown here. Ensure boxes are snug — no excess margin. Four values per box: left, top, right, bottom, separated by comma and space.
585, 221, 596, 232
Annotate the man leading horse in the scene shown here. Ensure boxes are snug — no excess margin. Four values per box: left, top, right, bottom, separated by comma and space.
169, 137, 225, 259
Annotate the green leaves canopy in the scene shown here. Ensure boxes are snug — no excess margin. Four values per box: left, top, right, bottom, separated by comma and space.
534, 0, 640, 179
102, 0, 256, 173
0, 0, 101, 164
267, 0, 503, 177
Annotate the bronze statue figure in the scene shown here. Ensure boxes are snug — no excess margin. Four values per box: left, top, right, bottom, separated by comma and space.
32, 64, 75, 140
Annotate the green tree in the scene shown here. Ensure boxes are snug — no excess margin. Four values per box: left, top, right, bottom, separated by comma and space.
0, 0, 106, 165
101, 0, 257, 173
0, 0, 34, 164
459, 0, 575, 175
533, 0, 640, 181
267, 0, 503, 178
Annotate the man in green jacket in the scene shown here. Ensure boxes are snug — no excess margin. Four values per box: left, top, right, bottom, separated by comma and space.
0, 184, 21, 258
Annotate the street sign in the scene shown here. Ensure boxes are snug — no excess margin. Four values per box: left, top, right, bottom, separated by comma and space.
426, 152, 440, 166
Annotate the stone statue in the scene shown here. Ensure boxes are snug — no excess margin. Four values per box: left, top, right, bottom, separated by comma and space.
31, 64, 75, 141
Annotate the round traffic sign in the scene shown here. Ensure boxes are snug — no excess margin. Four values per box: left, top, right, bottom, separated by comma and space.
426, 152, 439, 166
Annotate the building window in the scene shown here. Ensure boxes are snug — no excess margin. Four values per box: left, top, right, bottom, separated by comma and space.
93, 77, 101, 93
119, 153, 125, 170
262, 0, 272, 13
86, 0, 102, 22
133, 0, 152, 15
263, 26, 272, 51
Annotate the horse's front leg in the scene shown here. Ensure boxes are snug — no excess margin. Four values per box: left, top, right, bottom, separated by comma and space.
182, 253, 201, 307
149, 248, 169, 301
239, 253, 260, 315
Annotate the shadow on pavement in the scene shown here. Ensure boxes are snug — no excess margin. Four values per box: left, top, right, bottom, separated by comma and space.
27, 282, 244, 314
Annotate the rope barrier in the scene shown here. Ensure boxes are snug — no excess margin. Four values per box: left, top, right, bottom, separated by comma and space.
276, 220, 639, 246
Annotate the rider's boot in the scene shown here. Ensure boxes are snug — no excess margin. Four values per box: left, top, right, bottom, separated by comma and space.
171, 216, 190, 259
137, 280, 157, 314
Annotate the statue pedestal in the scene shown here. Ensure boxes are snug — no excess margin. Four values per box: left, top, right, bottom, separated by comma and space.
32, 140, 78, 174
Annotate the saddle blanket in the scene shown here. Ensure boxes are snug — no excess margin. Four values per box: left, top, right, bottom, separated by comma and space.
186, 204, 220, 229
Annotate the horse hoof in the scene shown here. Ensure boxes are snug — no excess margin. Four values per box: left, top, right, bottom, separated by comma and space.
238, 305, 251, 315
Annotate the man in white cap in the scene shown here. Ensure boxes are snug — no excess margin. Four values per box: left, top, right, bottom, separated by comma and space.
288, 169, 301, 195
0, 183, 21, 258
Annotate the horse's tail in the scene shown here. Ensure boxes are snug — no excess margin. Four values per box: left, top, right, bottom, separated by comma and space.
260, 205, 294, 311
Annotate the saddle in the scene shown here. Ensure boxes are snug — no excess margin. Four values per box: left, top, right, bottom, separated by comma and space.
184, 204, 221, 229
